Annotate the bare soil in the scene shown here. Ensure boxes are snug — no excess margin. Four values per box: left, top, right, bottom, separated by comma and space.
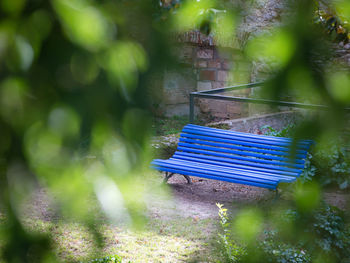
146, 173, 276, 221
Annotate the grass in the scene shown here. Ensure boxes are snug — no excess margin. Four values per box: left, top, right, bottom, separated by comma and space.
152, 115, 207, 136
14, 215, 220, 263
152, 115, 190, 136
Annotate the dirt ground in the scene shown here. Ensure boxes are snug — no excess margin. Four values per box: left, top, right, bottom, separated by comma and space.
146, 173, 276, 221
24, 172, 349, 223
146, 172, 349, 221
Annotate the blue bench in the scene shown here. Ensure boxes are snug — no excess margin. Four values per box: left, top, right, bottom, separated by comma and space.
151, 124, 313, 190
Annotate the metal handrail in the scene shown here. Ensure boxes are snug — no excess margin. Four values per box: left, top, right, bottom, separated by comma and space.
189, 82, 350, 123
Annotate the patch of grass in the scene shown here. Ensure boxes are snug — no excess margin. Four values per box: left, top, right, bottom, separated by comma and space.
101, 217, 219, 263
152, 115, 205, 136
152, 115, 189, 136
9, 216, 220, 263
208, 123, 230, 130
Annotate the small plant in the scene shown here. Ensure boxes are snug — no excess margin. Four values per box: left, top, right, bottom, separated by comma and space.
216, 203, 245, 263
83, 255, 124, 263
152, 115, 192, 136
278, 204, 350, 262
209, 123, 230, 130
313, 144, 350, 189
299, 153, 317, 183
260, 124, 296, 138
312, 205, 350, 259
260, 231, 311, 263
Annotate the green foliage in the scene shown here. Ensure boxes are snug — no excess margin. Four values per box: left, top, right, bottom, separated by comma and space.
261, 204, 350, 262
299, 153, 317, 183
260, 231, 311, 263
311, 205, 350, 258
1, 0, 350, 261
261, 125, 350, 189
260, 124, 296, 138
152, 115, 206, 136
314, 1, 350, 44
298, 143, 350, 189
216, 203, 246, 263
84, 255, 123, 263
152, 115, 190, 136
216, 203, 350, 263
313, 144, 350, 189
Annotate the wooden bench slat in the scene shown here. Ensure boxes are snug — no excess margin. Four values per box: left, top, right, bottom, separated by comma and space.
180, 133, 308, 154
174, 152, 302, 174
180, 137, 307, 158
158, 159, 297, 182
152, 161, 282, 185
183, 126, 312, 149
177, 146, 305, 169
178, 142, 306, 163
186, 124, 313, 146
171, 154, 300, 177
151, 166, 278, 189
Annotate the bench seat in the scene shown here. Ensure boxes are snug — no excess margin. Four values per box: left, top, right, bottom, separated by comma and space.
151, 124, 313, 190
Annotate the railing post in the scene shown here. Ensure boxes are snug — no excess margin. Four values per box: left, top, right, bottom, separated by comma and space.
189, 93, 194, 123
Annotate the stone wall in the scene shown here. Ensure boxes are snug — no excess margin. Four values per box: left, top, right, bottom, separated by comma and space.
163, 38, 252, 119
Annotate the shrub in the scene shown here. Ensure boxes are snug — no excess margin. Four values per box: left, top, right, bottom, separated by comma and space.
313, 144, 350, 189
260, 124, 296, 138
216, 204, 350, 263
262, 204, 350, 263
260, 230, 311, 263
311, 205, 350, 259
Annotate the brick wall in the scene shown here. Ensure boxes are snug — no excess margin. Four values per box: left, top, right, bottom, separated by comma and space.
163, 42, 252, 120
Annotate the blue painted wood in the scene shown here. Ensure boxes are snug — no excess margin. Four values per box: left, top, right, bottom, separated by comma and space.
182, 125, 312, 149
151, 124, 313, 190
171, 153, 300, 176
180, 133, 309, 154
173, 152, 302, 174
154, 159, 297, 182
179, 137, 307, 158
177, 142, 305, 163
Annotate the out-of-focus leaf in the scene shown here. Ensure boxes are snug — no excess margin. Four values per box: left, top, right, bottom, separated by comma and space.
0, 0, 26, 16
100, 41, 148, 91
48, 105, 80, 139
70, 52, 100, 84
328, 71, 350, 104
7, 36, 34, 71
0, 77, 29, 128
246, 29, 296, 70
233, 208, 263, 243
212, 11, 236, 47
294, 183, 321, 213
52, 0, 114, 51
172, 0, 215, 32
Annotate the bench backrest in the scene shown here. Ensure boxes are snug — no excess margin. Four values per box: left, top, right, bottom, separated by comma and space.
173, 124, 313, 178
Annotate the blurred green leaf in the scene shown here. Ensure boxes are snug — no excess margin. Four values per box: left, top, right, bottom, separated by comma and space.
246, 29, 296, 69
233, 208, 263, 243
52, 0, 114, 51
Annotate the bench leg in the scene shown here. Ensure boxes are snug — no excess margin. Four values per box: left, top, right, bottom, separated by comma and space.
183, 174, 192, 184
163, 172, 174, 183
274, 188, 280, 200
163, 172, 192, 184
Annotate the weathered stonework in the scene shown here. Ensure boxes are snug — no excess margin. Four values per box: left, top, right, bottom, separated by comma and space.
197, 49, 214, 59
197, 81, 212, 91
161, 19, 266, 119
163, 42, 252, 119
